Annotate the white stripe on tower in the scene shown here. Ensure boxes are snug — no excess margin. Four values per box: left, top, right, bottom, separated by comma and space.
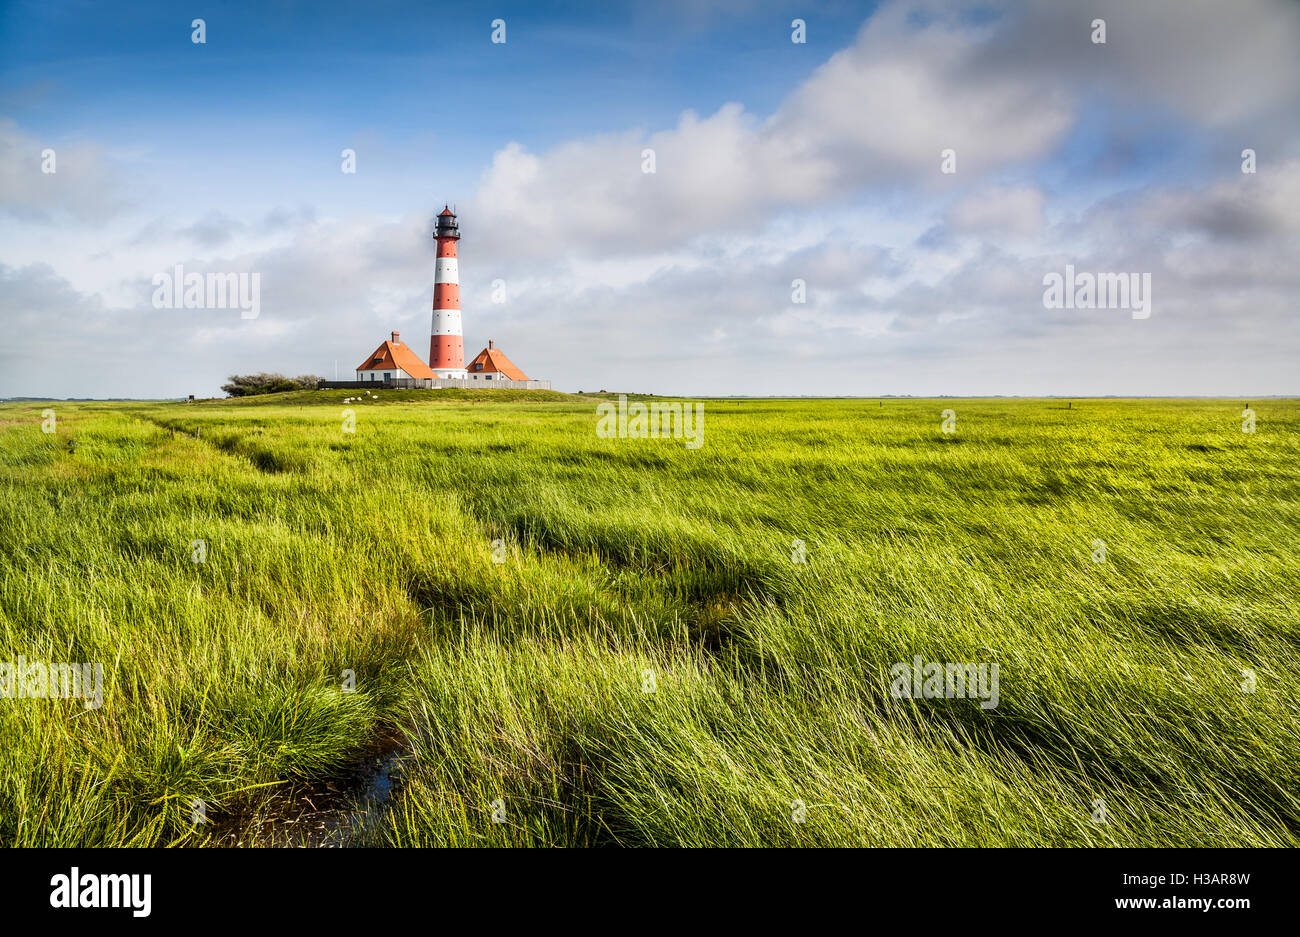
429, 206, 466, 378
434, 257, 458, 284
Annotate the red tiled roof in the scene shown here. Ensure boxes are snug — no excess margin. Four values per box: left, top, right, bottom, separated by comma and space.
355, 340, 437, 379
467, 345, 529, 381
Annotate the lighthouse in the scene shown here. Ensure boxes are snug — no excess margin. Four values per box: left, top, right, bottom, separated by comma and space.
429, 206, 466, 378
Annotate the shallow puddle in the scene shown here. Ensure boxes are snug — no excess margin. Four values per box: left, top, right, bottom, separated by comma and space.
209, 734, 409, 847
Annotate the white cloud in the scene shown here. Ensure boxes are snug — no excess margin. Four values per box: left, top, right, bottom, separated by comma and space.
948, 186, 1046, 236
0, 118, 134, 223
471, 1, 1083, 261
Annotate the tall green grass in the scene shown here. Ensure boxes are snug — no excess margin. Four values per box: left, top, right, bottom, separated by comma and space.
1, 393, 1296, 846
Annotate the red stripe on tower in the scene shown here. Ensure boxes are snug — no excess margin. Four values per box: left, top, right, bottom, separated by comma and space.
429, 206, 466, 378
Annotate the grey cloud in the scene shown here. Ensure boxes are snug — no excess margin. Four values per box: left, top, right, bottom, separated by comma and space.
966, 0, 1300, 134
260, 205, 317, 233
177, 212, 247, 248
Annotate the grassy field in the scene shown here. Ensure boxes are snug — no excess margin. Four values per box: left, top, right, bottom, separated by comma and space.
1, 391, 1296, 847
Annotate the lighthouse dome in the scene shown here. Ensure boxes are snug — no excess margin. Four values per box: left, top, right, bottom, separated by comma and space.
434, 208, 460, 240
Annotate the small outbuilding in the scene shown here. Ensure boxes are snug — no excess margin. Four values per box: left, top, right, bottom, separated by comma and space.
466, 340, 529, 382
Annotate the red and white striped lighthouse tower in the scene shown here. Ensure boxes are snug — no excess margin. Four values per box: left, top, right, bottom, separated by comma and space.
429, 206, 466, 378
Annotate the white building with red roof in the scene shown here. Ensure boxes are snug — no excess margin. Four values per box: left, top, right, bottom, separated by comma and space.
355, 332, 437, 382
465, 340, 530, 383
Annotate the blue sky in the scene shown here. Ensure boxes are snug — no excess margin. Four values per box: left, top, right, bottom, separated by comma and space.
3, 1, 858, 202
2, 0, 1298, 397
